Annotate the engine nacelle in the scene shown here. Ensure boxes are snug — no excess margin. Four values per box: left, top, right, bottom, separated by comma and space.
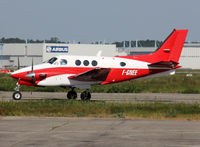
26, 72, 47, 81
18, 80, 35, 86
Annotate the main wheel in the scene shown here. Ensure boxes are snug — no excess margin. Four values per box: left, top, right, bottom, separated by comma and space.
12, 91, 22, 100
67, 90, 77, 99
80, 91, 91, 101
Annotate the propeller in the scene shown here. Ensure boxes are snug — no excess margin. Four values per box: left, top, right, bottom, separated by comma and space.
25, 58, 36, 80
25, 58, 47, 84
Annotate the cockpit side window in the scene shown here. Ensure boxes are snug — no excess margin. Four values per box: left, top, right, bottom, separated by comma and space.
60, 59, 67, 65
47, 57, 57, 64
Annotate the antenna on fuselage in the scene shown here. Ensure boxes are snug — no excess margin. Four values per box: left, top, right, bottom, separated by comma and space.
96, 50, 102, 57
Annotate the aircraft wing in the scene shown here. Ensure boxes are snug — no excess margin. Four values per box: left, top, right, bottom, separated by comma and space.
68, 68, 110, 82
148, 61, 179, 68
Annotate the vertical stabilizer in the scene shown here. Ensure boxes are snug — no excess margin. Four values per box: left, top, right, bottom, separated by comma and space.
119, 29, 188, 65
153, 29, 188, 63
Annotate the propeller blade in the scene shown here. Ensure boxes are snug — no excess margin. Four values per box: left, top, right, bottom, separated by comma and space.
25, 57, 36, 80
17, 57, 20, 70
31, 58, 34, 72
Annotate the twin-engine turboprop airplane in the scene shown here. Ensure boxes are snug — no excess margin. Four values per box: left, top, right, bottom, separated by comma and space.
11, 29, 188, 100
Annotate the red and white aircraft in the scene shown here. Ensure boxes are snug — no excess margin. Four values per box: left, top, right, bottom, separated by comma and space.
11, 29, 188, 100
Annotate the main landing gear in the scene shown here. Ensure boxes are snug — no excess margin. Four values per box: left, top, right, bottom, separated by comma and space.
67, 88, 91, 101
12, 82, 22, 100
80, 90, 91, 101
67, 88, 77, 99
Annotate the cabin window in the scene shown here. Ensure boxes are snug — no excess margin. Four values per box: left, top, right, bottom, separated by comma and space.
47, 57, 57, 64
92, 60, 98, 66
120, 62, 126, 67
83, 60, 89, 66
75, 60, 81, 66
60, 59, 67, 65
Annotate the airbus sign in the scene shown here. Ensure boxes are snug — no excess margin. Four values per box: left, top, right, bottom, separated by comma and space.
46, 46, 69, 53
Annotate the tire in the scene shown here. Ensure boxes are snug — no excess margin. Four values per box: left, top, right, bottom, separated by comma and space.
12, 91, 22, 100
81, 91, 91, 101
67, 91, 77, 99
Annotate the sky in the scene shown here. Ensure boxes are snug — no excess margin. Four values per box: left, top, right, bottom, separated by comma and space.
0, 0, 199, 43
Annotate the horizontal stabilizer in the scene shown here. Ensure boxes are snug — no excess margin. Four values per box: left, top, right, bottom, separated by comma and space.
68, 68, 110, 82
148, 61, 179, 68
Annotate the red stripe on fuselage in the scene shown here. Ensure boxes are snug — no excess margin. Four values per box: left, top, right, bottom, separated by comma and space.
102, 68, 170, 84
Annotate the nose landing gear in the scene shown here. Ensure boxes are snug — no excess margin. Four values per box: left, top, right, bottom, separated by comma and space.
13, 91, 22, 100
13, 82, 22, 100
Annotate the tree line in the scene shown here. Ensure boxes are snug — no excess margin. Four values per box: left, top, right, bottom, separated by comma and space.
0, 37, 163, 47
0, 37, 65, 44
113, 40, 163, 48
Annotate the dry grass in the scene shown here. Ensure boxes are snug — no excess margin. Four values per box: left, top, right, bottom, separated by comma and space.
0, 100, 200, 120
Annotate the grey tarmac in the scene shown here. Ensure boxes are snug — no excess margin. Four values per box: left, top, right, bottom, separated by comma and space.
1, 91, 200, 103
0, 117, 200, 147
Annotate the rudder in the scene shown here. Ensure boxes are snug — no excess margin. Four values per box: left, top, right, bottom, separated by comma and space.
153, 29, 188, 63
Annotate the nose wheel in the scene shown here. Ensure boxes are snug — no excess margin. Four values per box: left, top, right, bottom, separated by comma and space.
13, 91, 22, 100
80, 90, 91, 101
13, 82, 22, 100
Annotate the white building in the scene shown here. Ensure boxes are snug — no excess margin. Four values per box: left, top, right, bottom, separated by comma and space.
179, 43, 200, 69
0, 43, 125, 69
42, 43, 121, 62
0, 44, 42, 69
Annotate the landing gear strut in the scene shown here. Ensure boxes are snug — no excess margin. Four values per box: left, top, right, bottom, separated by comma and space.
13, 82, 22, 100
80, 90, 91, 101
67, 88, 77, 99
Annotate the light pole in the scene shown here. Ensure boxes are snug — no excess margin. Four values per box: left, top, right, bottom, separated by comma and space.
0, 43, 3, 69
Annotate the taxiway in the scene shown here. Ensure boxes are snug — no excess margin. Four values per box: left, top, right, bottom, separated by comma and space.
0, 117, 200, 147
1, 91, 200, 103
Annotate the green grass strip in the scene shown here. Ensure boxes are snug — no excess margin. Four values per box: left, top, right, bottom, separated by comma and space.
0, 100, 200, 120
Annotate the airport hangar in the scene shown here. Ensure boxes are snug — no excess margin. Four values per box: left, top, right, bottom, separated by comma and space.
0, 43, 199, 69
0, 43, 126, 69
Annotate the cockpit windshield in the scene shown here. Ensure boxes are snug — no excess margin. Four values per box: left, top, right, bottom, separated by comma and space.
47, 57, 57, 64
